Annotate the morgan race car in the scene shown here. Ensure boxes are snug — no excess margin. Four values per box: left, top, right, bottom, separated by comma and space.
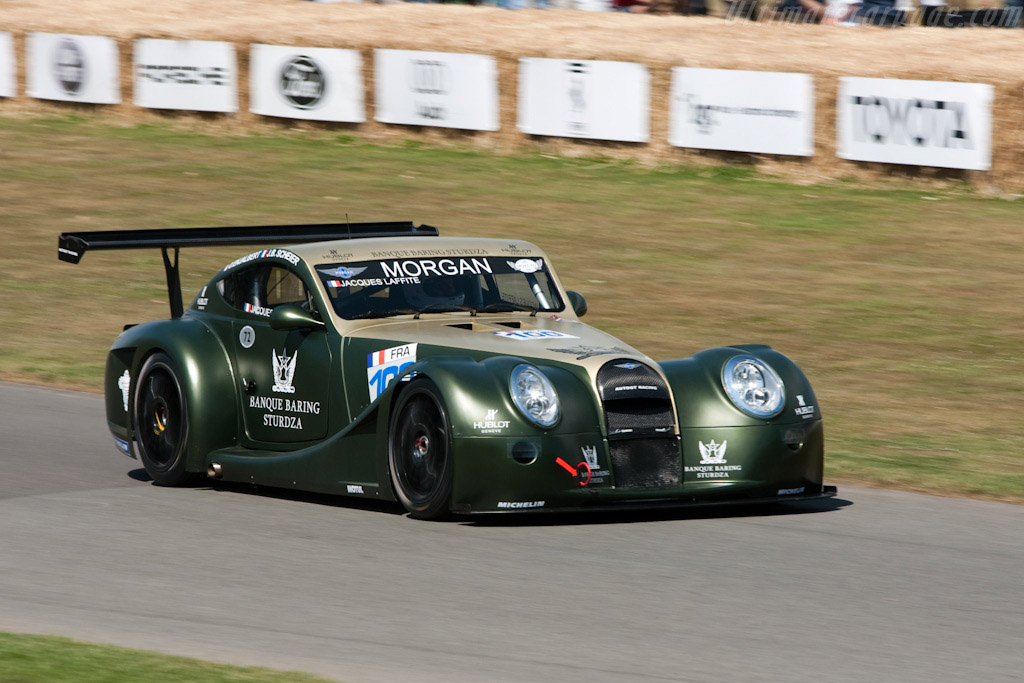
59, 221, 835, 519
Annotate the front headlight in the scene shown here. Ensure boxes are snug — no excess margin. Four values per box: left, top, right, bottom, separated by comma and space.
722, 355, 785, 418
509, 364, 560, 428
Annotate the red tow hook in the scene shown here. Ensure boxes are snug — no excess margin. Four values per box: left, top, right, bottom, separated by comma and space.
555, 457, 592, 487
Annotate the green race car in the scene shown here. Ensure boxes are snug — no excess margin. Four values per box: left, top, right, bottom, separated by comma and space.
59, 222, 835, 519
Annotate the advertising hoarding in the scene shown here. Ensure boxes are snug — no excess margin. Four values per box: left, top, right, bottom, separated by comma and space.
0, 32, 15, 98
669, 68, 813, 156
518, 58, 649, 143
250, 44, 364, 122
27, 33, 120, 104
837, 77, 992, 171
375, 49, 498, 131
135, 39, 237, 113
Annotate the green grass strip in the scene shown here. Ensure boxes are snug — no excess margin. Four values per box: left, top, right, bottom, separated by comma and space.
0, 632, 335, 683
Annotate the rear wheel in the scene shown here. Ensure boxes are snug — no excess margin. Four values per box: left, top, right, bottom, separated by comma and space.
388, 381, 453, 520
134, 353, 192, 486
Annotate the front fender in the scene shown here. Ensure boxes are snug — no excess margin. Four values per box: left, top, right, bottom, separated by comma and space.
105, 316, 237, 472
659, 344, 820, 428
378, 355, 599, 439
373, 355, 602, 508
660, 344, 824, 496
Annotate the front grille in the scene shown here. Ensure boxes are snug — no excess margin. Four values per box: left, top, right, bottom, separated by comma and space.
609, 438, 681, 488
605, 400, 675, 434
597, 360, 675, 437
595, 360, 680, 488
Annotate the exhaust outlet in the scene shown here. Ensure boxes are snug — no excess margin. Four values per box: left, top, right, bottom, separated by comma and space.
208, 462, 223, 478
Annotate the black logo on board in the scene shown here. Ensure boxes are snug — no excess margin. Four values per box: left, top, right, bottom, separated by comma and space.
137, 65, 228, 85
54, 38, 85, 95
684, 95, 717, 134
280, 56, 326, 109
848, 96, 972, 148
408, 60, 449, 95
566, 61, 588, 134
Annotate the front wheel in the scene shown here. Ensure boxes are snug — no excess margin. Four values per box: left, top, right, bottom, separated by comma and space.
134, 353, 192, 486
388, 380, 453, 520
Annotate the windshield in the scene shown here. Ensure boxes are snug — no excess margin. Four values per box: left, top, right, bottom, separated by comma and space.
315, 256, 565, 320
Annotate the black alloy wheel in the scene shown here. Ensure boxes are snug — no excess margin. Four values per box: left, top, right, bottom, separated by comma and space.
134, 353, 192, 486
388, 380, 453, 520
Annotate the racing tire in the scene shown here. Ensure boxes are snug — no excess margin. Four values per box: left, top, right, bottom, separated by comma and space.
134, 353, 193, 486
388, 380, 453, 520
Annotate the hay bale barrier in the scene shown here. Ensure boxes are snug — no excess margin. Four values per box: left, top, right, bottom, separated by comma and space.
2, 0, 1024, 191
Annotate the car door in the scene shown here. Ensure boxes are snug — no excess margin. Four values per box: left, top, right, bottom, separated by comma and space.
221, 262, 331, 445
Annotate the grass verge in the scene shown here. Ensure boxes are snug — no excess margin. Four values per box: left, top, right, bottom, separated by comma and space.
0, 632, 334, 683
0, 114, 1021, 503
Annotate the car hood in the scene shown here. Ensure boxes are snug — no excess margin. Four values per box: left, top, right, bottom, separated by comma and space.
347, 315, 659, 377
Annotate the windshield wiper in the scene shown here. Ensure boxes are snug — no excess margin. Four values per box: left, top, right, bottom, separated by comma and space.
348, 308, 418, 320
478, 302, 538, 316
414, 304, 478, 318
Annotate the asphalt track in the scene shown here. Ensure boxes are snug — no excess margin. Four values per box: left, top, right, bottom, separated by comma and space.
1, 381, 1021, 683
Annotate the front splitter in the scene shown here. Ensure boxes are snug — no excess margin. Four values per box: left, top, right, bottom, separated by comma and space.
455, 485, 838, 515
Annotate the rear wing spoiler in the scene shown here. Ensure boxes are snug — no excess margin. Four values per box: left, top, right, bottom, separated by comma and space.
58, 221, 439, 318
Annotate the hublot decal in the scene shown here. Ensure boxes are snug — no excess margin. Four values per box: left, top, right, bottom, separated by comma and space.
474, 409, 510, 434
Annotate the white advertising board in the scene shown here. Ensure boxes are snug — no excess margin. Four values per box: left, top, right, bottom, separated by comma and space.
837, 77, 992, 171
517, 58, 649, 143
27, 33, 120, 104
669, 68, 813, 156
374, 50, 498, 131
0, 32, 14, 98
134, 39, 237, 113
250, 44, 364, 122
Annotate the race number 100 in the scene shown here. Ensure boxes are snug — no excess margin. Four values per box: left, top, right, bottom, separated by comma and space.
366, 343, 418, 401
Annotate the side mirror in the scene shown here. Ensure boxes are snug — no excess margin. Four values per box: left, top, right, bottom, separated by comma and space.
566, 291, 587, 318
270, 303, 325, 331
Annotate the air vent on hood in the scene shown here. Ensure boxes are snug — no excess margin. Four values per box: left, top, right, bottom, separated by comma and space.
446, 322, 501, 332
445, 320, 528, 332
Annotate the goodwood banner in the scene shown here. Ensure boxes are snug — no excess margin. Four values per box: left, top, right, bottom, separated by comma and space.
27, 33, 120, 104
374, 49, 498, 131
837, 77, 993, 171
250, 44, 364, 122
134, 39, 237, 113
669, 68, 813, 156
517, 58, 649, 143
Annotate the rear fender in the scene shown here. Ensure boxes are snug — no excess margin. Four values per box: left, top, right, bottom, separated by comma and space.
106, 317, 238, 472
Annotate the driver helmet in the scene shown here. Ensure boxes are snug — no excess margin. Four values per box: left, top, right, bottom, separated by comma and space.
405, 276, 465, 310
